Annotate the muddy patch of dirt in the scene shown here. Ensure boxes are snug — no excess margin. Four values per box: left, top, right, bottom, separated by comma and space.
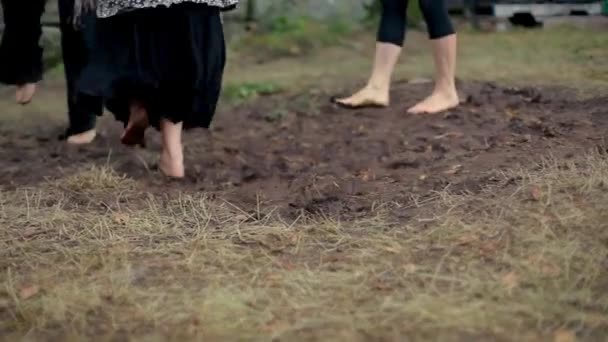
1, 81, 606, 218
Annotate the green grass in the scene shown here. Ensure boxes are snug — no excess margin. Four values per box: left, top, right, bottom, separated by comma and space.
222, 81, 283, 105
224, 26, 608, 96
232, 16, 355, 60
456, 26, 608, 89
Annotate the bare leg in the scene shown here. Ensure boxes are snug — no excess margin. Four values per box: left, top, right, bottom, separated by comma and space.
334, 42, 401, 108
15, 83, 37, 105
159, 119, 184, 179
407, 34, 459, 114
121, 100, 149, 147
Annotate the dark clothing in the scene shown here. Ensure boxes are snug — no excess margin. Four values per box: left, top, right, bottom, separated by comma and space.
59, 0, 103, 136
0, 0, 45, 85
0, 0, 102, 136
79, 3, 226, 130
377, 0, 455, 46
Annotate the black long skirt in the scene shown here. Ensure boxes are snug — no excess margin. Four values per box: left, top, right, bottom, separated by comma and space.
79, 3, 226, 129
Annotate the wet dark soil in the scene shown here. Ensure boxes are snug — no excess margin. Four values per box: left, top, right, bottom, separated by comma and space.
1, 81, 606, 218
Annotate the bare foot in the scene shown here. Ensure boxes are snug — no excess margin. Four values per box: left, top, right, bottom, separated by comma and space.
16, 83, 37, 105
334, 84, 389, 109
159, 148, 185, 179
121, 103, 149, 147
407, 88, 459, 115
66, 129, 97, 145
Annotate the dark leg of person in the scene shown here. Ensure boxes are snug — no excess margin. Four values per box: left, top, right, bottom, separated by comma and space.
465, 0, 480, 30
420, 0, 455, 40
0, 0, 45, 104
408, 0, 459, 114
58, 0, 103, 143
377, 0, 408, 46
333, 0, 408, 108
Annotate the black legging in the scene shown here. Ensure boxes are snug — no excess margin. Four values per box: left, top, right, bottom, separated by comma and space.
0, 0, 45, 85
377, 0, 455, 46
0, 0, 102, 136
58, 0, 103, 136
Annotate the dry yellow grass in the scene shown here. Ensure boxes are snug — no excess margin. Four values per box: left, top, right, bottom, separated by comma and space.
1, 152, 607, 341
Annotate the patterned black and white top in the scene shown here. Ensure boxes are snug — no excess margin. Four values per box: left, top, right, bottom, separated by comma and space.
96, 0, 239, 18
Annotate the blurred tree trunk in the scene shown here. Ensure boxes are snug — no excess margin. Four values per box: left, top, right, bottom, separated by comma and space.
246, 0, 256, 21
465, 0, 480, 30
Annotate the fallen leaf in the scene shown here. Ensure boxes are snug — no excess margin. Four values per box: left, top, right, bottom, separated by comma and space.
540, 215, 553, 224
541, 262, 562, 278
112, 212, 129, 225
383, 245, 401, 254
457, 234, 477, 246
526, 116, 543, 127
444, 165, 462, 175
553, 329, 576, 342
501, 272, 519, 294
282, 261, 296, 271
372, 279, 393, 292
505, 108, 518, 118
288, 233, 300, 245
234, 214, 249, 222
358, 169, 373, 182
19, 285, 40, 300
264, 273, 283, 287
433, 131, 464, 140
262, 318, 289, 333
530, 186, 542, 201
187, 316, 201, 335
479, 240, 500, 256
527, 255, 561, 278
404, 264, 417, 274
23, 227, 43, 238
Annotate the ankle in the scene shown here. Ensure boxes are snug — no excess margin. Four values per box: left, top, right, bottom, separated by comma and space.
162, 145, 183, 160
434, 80, 457, 95
159, 155, 185, 178
367, 75, 391, 90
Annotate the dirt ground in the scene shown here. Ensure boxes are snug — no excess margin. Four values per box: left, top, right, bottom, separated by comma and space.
1, 81, 606, 217
1, 79, 607, 341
